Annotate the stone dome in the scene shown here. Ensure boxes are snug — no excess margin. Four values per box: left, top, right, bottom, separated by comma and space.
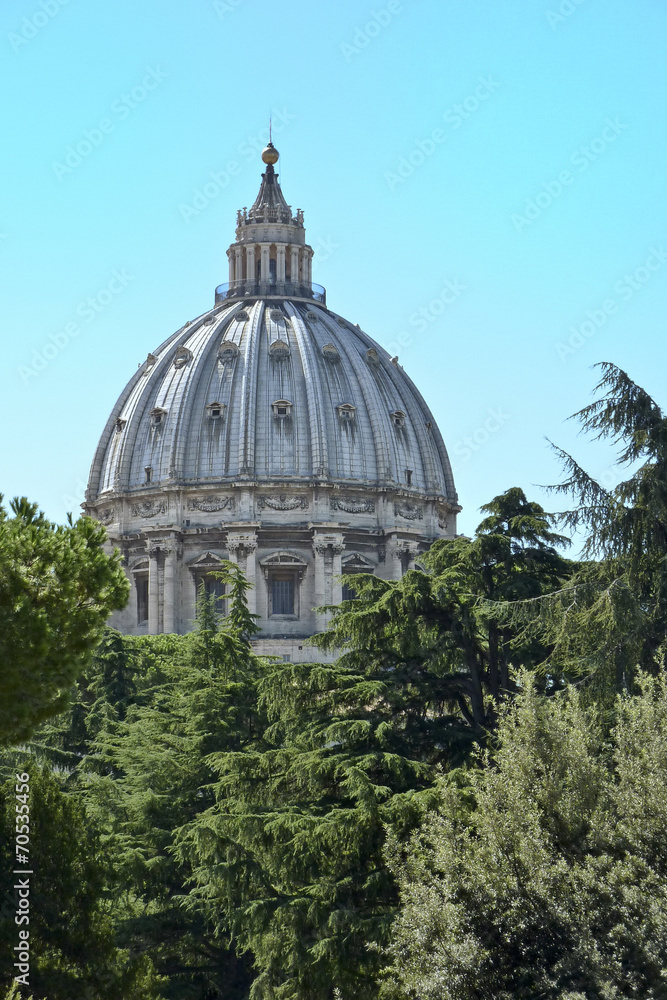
88, 299, 457, 497
85, 147, 460, 657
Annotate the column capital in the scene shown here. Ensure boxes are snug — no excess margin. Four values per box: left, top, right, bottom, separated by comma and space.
227, 528, 259, 555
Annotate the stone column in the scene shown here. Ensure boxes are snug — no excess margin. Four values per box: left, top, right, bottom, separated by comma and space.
312, 530, 345, 630
331, 542, 344, 606
234, 246, 243, 282
227, 248, 234, 284
276, 244, 286, 283
260, 244, 270, 283
386, 536, 404, 581
163, 542, 179, 634
306, 251, 313, 286
245, 245, 256, 288
313, 542, 327, 632
148, 545, 160, 634
227, 529, 259, 616
290, 246, 300, 286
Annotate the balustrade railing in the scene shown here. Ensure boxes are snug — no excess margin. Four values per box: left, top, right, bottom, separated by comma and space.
215, 279, 326, 305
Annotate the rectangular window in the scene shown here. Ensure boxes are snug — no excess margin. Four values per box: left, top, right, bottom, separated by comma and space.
136, 576, 148, 625
198, 575, 225, 613
341, 579, 357, 602
271, 575, 294, 616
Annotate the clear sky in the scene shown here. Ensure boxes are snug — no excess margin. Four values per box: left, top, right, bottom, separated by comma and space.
2, 0, 666, 539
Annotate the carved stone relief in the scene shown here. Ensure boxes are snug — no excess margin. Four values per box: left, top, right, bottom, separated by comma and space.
131, 500, 167, 518
258, 494, 308, 511
394, 502, 424, 520
187, 496, 236, 512
330, 497, 375, 514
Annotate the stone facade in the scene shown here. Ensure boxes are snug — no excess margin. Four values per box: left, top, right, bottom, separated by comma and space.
85, 143, 460, 660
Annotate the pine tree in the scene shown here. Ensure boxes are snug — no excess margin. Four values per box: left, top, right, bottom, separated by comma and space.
77, 564, 260, 998
499, 364, 667, 697
176, 493, 571, 1000
0, 498, 128, 744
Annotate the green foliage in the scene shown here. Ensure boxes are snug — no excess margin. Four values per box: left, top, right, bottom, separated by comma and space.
316, 488, 572, 739
491, 365, 667, 699
0, 764, 164, 1000
381, 675, 667, 1000
0, 497, 128, 744
168, 496, 572, 999
72, 569, 259, 998
550, 363, 667, 674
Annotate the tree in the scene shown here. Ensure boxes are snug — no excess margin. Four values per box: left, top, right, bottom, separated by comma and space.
500, 364, 667, 698
0, 497, 128, 744
316, 488, 571, 743
174, 492, 571, 1000
550, 363, 667, 674
77, 565, 259, 999
0, 765, 164, 999
381, 674, 667, 1000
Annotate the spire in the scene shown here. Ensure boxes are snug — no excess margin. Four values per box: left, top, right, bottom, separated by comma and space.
247, 142, 291, 224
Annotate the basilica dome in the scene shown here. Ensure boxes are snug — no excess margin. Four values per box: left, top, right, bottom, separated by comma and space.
85, 145, 460, 657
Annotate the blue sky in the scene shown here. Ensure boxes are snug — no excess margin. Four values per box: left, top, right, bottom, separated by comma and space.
2, 0, 666, 539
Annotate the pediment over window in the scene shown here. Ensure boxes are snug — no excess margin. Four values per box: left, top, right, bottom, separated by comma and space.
342, 551, 374, 572
188, 551, 224, 571
260, 550, 307, 580
272, 399, 292, 418
337, 403, 356, 421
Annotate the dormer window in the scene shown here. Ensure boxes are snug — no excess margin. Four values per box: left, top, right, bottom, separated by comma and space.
322, 342, 339, 363
337, 403, 357, 422
115, 417, 127, 432
218, 341, 240, 363
145, 466, 153, 484
405, 469, 413, 486
272, 399, 292, 419
150, 407, 167, 427
173, 346, 193, 369
206, 402, 226, 420
269, 339, 290, 361
391, 409, 406, 429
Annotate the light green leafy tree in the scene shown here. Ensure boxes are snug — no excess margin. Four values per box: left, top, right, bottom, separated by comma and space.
381, 673, 667, 1000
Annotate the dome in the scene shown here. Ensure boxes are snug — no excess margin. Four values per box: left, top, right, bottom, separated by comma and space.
87, 298, 457, 497
85, 147, 460, 655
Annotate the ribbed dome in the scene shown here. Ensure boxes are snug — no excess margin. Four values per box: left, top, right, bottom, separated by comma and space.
85, 145, 460, 648
88, 299, 457, 501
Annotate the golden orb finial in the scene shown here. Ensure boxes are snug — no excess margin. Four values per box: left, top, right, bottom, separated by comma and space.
261, 142, 279, 165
